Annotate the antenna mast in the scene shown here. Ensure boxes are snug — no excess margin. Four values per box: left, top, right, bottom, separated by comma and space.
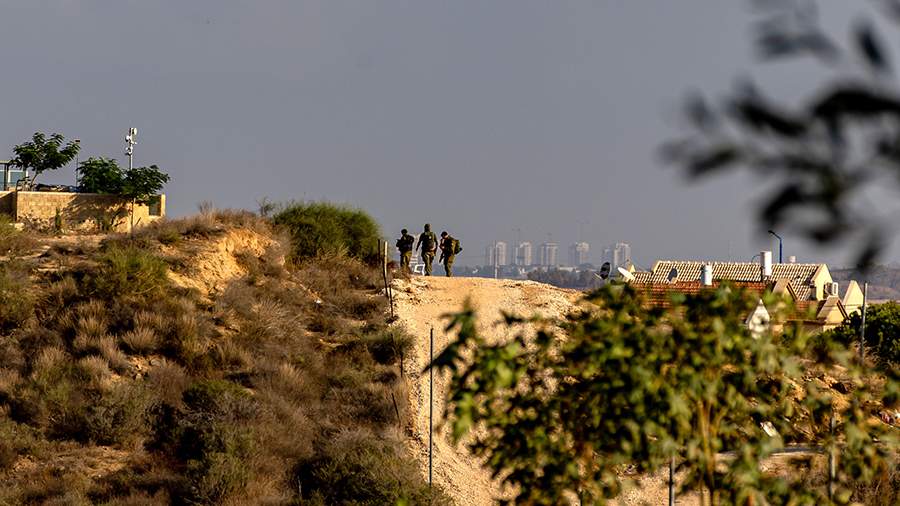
124, 127, 137, 170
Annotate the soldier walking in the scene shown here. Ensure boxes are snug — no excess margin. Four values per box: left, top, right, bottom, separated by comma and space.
415, 223, 438, 276
439, 231, 461, 277
396, 228, 415, 273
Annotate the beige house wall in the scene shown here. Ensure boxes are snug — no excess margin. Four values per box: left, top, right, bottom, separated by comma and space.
842, 280, 864, 315
810, 264, 833, 301
7, 191, 165, 232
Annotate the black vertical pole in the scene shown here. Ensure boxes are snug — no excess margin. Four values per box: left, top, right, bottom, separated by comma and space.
828, 413, 835, 502
429, 326, 434, 488
860, 282, 868, 364
668, 456, 675, 506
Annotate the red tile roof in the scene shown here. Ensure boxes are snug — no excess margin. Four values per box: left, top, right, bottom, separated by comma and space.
637, 281, 770, 308
629, 260, 823, 301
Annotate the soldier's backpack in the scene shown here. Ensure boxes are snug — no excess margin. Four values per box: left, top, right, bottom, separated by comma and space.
421, 232, 436, 252
397, 235, 414, 252
452, 238, 462, 255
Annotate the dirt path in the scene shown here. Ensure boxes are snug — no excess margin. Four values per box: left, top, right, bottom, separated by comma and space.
392, 276, 580, 506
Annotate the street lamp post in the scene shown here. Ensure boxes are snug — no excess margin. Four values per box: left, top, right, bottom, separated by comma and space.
768, 230, 783, 263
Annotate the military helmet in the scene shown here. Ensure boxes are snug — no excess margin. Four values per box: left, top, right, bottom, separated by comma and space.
401, 228, 408, 234
424, 223, 431, 232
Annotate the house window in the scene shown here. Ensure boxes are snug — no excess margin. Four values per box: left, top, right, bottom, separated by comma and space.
3, 168, 24, 190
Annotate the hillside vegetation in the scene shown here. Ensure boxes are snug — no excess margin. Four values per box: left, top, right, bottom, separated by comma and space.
0, 210, 445, 505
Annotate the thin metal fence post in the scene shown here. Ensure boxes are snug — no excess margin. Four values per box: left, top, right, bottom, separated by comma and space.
860, 282, 868, 364
429, 326, 434, 488
668, 456, 675, 506
828, 414, 836, 502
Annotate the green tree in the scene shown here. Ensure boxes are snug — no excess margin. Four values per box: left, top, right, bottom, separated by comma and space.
77, 157, 124, 194
10, 132, 80, 187
823, 301, 900, 370
430, 285, 898, 505
120, 165, 170, 231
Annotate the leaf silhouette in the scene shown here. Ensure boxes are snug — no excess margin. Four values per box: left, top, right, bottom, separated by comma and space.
730, 98, 807, 137
686, 145, 742, 178
855, 20, 891, 73
810, 84, 900, 121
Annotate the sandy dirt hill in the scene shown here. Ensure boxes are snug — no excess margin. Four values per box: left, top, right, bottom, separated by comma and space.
392, 276, 581, 506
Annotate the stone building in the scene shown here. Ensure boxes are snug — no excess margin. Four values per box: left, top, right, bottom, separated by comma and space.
0, 190, 165, 232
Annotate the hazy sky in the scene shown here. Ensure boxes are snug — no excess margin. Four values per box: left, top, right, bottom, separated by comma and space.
1, 1, 893, 267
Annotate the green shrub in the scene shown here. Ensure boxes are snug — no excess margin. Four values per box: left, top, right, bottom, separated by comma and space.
824, 302, 900, 369
50, 383, 149, 446
295, 429, 448, 505
89, 245, 168, 298
151, 380, 257, 503
273, 202, 381, 261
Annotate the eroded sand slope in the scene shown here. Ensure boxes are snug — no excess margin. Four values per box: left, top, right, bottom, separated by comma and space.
393, 276, 580, 506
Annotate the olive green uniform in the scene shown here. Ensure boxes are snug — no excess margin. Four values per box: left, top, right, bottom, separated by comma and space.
396, 233, 415, 272
440, 236, 456, 277
418, 231, 437, 276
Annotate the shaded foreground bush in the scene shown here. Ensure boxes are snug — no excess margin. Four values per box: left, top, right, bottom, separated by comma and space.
273, 201, 381, 262
296, 429, 447, 506
0, 213, 443, 505
822, 301, 900, 370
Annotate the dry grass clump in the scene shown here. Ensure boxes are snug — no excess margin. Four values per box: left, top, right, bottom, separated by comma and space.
210, 339, 253, 371
0, 368, 21, 400
77, 355, 113, 391
31, 347, 68, 380
42, 275, 78, 304
128, 209, 270, 250
133, 310, 165, 333
146, 359, 189, 407
121, 327, 159, 355
98, 338, 132, 374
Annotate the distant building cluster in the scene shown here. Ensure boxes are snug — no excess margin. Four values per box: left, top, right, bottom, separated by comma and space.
484, 241, 509, 267
463, 235, 633, 280
602, 242, 631, 271
480, 239, 632, 269
568, 242, 590, 266
515, 242, 532, 266
538, 242, 558, 267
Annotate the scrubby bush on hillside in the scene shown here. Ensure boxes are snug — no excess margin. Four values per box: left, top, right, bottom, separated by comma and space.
150, 380, 257, 503
273, 202, 381, 262
88, 244, 168, 298
295, 429, 450, 506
